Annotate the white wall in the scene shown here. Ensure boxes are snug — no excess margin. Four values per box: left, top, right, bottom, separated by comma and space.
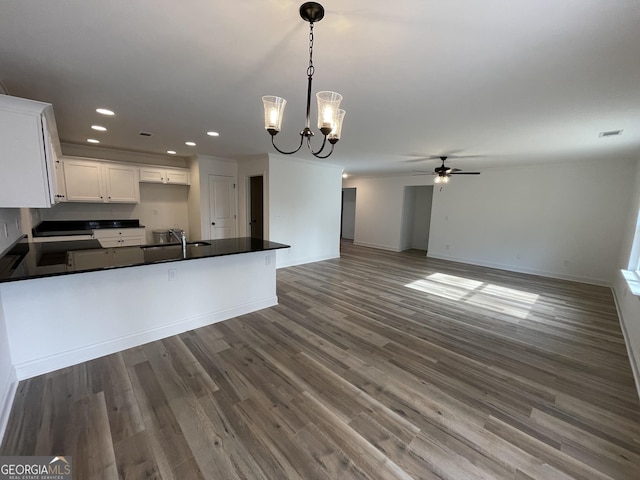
343, 176, 435, 251
428, 160, 634, 285
269, 154, 342, 268
345, 159, 635, 285
341, 188, 356, 239
611, 158, 640, 398
0, 208, 21, 441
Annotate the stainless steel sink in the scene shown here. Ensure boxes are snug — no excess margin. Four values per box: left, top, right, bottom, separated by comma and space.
141, 241, 211, 250
187, 242, 211, 247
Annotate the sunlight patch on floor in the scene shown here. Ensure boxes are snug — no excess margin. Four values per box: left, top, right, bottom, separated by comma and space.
405, 272, 539, 319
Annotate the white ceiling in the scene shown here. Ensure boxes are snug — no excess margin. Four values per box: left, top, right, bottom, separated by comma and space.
1, 0, 639, 176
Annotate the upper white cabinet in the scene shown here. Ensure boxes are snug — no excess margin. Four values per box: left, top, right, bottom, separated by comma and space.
140, 166, 190, 185
0, 95, 64, 207
62, 157, 140, 203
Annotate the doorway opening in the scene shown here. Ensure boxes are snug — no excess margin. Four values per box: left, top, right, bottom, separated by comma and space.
341, 187, 356, 241
249, 175, 264, 240
400, 185, 434, 255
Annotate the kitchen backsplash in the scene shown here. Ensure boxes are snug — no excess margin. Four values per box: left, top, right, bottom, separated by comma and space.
38, 183, 190, 243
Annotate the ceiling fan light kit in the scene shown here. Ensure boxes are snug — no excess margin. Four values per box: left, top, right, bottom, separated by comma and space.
412, 156, 482, 184
262, 2, 345, 159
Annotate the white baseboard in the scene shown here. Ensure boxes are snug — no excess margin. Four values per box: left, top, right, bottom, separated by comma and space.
14, 296, 278, 380
426, 252, 610, 287
353, 241, 402, 252
0, 366, 17, 444
276, 253, 340, 269
611, 285, 640, 401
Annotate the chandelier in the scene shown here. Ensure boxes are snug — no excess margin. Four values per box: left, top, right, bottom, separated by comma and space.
262, 2, 345, 159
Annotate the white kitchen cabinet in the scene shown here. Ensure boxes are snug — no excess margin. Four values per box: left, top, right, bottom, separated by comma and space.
66, 249, 112, 271
66, 246, 144, 271
0, 95, 65, 207
139, 166, 190, 185
62, 157, 140, 203
92, 227, 146, 247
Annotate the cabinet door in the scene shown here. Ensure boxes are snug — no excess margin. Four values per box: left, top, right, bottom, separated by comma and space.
166, 168, 190, 185
139, 167, 165, 183
0, 107, 50, 207
104, 164, 140, 203
67, 249, 111, 271
63, 159, 104, 202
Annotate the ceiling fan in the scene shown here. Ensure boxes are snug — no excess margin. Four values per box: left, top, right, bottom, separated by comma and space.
413, 156, 481, 184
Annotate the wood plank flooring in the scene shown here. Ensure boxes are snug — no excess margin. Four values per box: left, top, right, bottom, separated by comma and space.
2, 242, 640, 479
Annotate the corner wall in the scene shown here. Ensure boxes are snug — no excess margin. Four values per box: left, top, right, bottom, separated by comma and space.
268, 155, 342, 268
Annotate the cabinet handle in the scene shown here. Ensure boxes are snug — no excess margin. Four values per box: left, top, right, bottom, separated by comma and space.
211, 222, 215, 225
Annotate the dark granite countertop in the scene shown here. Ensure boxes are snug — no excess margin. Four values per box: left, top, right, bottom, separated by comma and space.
32, 219, 144, 237
0, 236, 289, 283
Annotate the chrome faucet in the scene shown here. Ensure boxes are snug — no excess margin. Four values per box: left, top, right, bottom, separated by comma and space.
170, 228, 187, 256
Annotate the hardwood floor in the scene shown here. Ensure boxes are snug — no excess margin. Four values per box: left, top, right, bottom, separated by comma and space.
2, 242, 640, 479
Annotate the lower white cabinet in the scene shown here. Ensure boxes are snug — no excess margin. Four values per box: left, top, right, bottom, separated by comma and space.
93, 227, 146, 247
66, 246, 144, 271
139, 166, 190, 185
62, 157, 140, 203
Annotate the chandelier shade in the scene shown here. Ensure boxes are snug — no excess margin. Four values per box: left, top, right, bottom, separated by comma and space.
262, 2, 345, 159
262, 96, 287, 134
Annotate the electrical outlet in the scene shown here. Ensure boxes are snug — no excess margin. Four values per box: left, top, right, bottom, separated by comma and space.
168, 269, 176, 281
152, 209, 159, 216
445, 244, 450, 250
265, 255, 271, 266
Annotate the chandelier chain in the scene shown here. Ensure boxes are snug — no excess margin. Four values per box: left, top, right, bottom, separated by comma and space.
307, 22, 315, 78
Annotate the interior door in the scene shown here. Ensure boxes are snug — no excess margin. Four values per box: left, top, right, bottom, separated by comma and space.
209, 174, 237, 239
249, 175, 264, 240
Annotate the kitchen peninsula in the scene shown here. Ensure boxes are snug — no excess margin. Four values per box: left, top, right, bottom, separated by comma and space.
0, 236, 289, 380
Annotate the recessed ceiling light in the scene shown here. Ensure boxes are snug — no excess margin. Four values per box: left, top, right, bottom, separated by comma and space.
207, 131, 220, 137
91, 125, 107, 131
167, 150, 177, 155
96, 108, 115, 116
342, 173, 348, 178
185, 141, 196, 146
87, 138, 100, 144
599, 130, 623, 137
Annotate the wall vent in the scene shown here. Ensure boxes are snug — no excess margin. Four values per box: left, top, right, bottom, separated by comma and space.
599, 130, 623, 137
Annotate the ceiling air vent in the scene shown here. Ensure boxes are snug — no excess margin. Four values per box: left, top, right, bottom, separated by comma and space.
139, 131, 153, 137
599, 130, 623, 138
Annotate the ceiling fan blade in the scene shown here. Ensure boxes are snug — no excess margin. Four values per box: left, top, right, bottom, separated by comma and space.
450, 171, 481, 175
449, 168, 462, 173
411, 170, 436, 176
404, 157, 432, 163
